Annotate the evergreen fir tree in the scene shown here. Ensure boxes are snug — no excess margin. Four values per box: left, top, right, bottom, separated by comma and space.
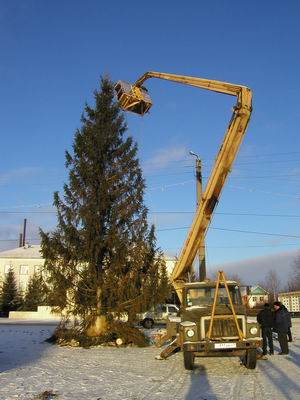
0, 269, 23, 314
40, 77, 170, 334
23, 273, 48, 311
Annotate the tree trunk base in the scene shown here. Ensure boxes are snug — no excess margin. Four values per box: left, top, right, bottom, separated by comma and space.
85, 315, 108, 337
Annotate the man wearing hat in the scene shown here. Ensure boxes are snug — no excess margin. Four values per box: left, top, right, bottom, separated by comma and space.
273, 301, 290, 355
257, 303, 274, 356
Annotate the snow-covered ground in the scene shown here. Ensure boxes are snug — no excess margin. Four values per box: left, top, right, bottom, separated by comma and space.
0, 319, 299, 400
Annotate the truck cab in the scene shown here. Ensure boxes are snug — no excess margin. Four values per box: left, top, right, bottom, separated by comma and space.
171, 281, 261, 370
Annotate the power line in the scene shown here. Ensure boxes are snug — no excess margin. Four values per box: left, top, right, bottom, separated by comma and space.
144, 151, 300, 165
145, 171, 300, 179
1, 210, 300, 218
0, 238, 40, 242
216, 212, 300, 218
163, 243, 300, 249
145, 171, 192, 177
145, 157, 300, 175
0, 211, 57, 214
150, 211, 300, 218
227, 174, 300, 179
149, 180, 193, 191
1, 238, 298, 250
156, 225, 300, 239
233, 159, 300, 166
236, 151, 300, 158
228, 184, 300, 199
210, 227, 300, 239
144, 159, 300, 176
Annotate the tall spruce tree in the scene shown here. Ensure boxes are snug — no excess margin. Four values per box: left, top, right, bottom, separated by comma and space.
0, 269, 23, 314
40, 77, 169, 334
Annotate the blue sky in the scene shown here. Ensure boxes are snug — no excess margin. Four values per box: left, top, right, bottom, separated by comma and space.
1, 1, 300, 278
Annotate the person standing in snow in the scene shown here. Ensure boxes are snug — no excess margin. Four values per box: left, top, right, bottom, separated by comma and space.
281, 304, 293, 342
273, 301, 290, 355
257, 303, 274, 356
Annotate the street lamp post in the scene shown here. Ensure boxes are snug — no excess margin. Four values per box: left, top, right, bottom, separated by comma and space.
189, 151, 206, 281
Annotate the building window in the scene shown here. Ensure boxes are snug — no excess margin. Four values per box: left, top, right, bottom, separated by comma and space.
20, 265, 29, 275
259, 296, 264, 302
4, 265, 12, 274
19, 281, 27, 292
252, 296, 257, 301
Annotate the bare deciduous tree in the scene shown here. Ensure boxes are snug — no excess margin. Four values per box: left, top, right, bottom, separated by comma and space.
259, 269, 281, 302
286, 252, 300, 292
225, 273, 244, 285
208, 270, 244, 285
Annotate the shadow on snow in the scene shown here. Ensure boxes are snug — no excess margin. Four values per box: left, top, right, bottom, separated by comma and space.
0, 321, 57, 373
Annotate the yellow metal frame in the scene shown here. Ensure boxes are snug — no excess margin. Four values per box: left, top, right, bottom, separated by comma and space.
207, 271, 244, 340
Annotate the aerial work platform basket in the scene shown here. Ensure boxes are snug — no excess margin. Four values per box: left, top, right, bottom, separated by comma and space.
114, 81, 152, 116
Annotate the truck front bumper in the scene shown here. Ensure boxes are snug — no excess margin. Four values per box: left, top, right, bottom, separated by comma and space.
183, 339, 261, 356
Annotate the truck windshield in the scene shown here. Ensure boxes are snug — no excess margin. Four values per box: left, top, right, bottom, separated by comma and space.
186, 286, 242, 307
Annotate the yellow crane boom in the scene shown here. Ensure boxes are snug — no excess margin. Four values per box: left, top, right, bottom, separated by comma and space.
115, 72, 252, 302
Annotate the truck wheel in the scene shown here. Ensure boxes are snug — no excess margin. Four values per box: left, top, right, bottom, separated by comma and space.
183, 351, 195, 370
245, 348, 256, 369
142, 318, 154, 329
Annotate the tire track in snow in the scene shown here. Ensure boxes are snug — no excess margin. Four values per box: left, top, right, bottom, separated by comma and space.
134, 351, 188, 400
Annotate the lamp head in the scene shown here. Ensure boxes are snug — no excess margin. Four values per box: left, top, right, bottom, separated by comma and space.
189, 150, 199, 159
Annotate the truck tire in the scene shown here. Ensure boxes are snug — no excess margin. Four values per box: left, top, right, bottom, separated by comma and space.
183, 351, 195, 370
245, 348, 256, 369
142, 318, 154, 329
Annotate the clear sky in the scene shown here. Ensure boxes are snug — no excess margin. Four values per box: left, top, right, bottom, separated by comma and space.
1, 0, 300, 277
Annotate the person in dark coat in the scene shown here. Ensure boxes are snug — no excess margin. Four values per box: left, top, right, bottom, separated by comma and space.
281, 304, 293, 342
273, 301, 290, 354
257, 303, 274, 355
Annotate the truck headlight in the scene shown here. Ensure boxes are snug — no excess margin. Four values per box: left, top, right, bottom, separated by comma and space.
250, 327, 258, 335
186, 329, 195, 338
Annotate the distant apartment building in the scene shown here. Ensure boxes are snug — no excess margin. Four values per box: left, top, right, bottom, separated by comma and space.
278, 291, 300, 315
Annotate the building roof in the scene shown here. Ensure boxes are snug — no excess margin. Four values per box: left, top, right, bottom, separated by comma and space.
278, 291, 300, 296
0, 245, 43, 259
250, 286, 269, 295
164, 255, 177, 261
0, 245, 175, 263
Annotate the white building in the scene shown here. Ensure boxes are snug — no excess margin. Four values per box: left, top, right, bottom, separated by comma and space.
0, 245, 177, 293
164, 255, 176, 276
278, 291, 300, 313
0, 245, 44, 292
247, 286, 269, 309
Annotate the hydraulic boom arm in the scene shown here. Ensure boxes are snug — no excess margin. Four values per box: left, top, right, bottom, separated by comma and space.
115, 72, 252, 302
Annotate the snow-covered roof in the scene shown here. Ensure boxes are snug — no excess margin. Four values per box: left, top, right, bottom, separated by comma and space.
0, 245, 43, 259
0, 246, 175, 262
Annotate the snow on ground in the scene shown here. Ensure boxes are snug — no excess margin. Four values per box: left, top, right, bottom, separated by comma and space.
0, 319, 299, 400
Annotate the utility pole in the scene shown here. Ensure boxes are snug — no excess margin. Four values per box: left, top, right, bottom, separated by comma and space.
22, 218, 27, 247
190, 151, 206, 281
19, 233, 23, 248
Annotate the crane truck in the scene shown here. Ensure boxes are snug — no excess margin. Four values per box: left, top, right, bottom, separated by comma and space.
114, 72, 262, 370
